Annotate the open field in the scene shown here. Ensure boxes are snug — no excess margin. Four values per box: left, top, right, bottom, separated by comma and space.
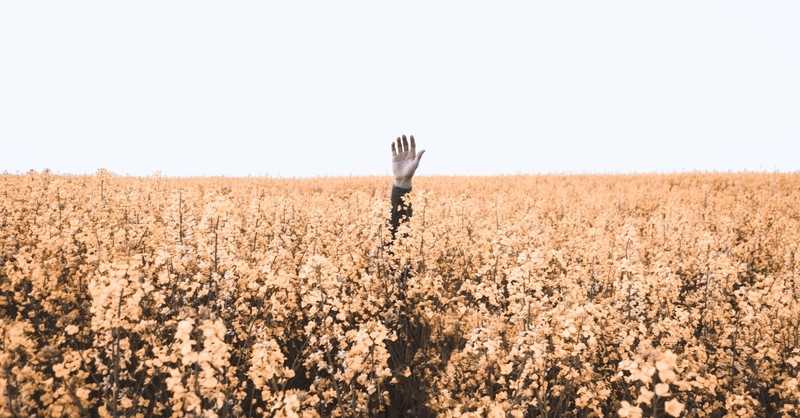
1, 172, 799, 417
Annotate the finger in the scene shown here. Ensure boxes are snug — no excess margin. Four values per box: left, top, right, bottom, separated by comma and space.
391, 142, 397, 156
402, 135, 409, 153
410, 135, 416, 153
396, 137, 402, 154
416, 149, 426, 162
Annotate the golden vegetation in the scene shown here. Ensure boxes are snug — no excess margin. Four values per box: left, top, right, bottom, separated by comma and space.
1, 171, 799, 417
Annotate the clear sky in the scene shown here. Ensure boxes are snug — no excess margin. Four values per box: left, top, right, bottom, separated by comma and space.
1, 1, 798, 177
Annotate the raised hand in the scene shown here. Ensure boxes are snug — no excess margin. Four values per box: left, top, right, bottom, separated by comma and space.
391, 135, 425, 189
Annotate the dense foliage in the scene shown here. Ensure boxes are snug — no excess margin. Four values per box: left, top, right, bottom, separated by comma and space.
1, 172, 799, 417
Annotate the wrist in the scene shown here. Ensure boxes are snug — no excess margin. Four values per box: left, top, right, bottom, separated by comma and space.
393, 178, 412, 189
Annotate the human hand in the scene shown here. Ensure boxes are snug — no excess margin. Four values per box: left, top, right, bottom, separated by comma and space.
391, 135, 425, 189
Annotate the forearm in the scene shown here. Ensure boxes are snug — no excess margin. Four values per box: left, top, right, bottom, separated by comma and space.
390, 184, 412, 235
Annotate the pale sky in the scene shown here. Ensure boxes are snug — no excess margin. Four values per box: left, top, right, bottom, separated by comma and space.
1, 2, 798, 177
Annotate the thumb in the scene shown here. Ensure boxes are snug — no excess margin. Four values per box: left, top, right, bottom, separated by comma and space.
416, 149, 426, 162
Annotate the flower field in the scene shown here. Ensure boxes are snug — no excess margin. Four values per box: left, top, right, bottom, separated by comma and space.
1, 171, 799, 417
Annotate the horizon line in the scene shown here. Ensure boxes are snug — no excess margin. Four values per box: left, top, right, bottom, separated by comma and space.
3, 168, 799, 179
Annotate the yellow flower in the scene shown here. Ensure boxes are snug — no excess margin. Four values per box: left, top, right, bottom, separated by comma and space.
76, 387, 91, 402
664, 399, 684, 417
655, 383, 670, 397
500, 363, 514, 375
636, 387, 654, 405
618, 401, 643, 418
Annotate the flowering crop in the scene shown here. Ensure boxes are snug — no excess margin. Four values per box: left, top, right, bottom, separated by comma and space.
1, 171, 799, 417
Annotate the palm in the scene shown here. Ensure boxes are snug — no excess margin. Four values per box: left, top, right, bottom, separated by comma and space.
391, 135, 425, 186
393, 149, 419, 179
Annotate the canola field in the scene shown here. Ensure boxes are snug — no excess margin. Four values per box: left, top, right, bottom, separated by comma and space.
1, 172, 799, 417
